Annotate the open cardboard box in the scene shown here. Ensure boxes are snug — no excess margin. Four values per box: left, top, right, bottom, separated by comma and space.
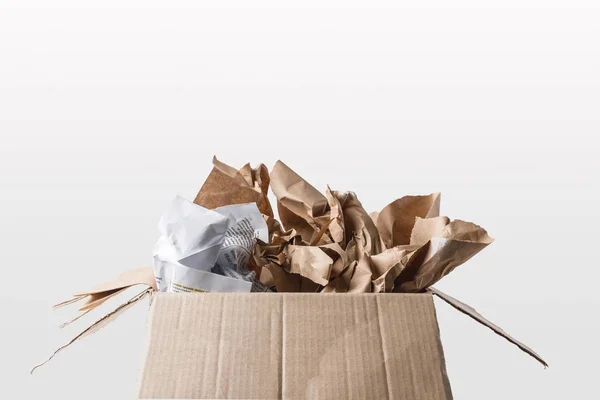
36, 275, 545, 400
34, 158, 547, 399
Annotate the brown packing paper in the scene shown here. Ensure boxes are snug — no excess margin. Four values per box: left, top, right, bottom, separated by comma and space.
270, 160, 331, 243
346, 253, 374, 293
322, 260, 356, 293
303, 202, 491, 294
285, 245, 333, 286
267, 262, 321, 293
257, 242, 332, 293
395, 220, 494, 292
323, 240, 426, 294
264, 214, 284, 240
275, 201, 318, 244
410, 216, 451, 245
377, 192, 441, 248
442, 218, 494, 243
325, 186, 345, 245
370, 244, 426, 293
257, 264, 275, 288
194, 156, 273, 217
308, 217, 334, 246
326, 234, 373, 293
262, 161, 358, 288
334, 190, 384, 255
318, 242, 348, 278
265, 161, 394, 288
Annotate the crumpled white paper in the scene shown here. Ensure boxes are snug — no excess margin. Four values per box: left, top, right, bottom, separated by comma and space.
212, 203, 268, 273
152, 196, 268, 293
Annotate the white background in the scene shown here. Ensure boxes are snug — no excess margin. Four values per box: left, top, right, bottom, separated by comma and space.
1, 1, 598, 398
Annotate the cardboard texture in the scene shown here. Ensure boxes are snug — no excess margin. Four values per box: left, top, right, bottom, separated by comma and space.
138, 293, 452, 400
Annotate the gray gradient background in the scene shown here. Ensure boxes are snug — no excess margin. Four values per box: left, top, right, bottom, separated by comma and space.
1, 1, 599, 398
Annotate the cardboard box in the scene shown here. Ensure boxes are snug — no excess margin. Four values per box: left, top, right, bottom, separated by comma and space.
134, 290, 545, 399
137, 292, 464, 399
33, 158, 547, 397
34, 279, 545, 399
33, 273, 545, 399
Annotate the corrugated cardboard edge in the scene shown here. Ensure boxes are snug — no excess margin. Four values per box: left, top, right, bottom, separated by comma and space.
31, 287, 154, 374
429, 287, 548, 368
428, 294, 455, 400
135, 291, 160, 400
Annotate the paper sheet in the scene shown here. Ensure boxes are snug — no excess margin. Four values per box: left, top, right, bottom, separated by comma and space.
194, 156, 273, 217
153, 196, 231, 291
170, 262, 251, 293
212, 203, 268, 277
153, 196, 267, 293
377, 193, 441, 248
395, 220, 493, 292
254, 161, 493, 294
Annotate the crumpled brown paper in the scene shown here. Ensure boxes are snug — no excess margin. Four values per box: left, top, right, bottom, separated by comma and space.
270, 160, 331, 243
194, 156, 273, 217
333, 190, 384, 255
376, 193, 441, 248
251, 160, 492, 293
394, 219, 494, 292
64, 159, 491, 297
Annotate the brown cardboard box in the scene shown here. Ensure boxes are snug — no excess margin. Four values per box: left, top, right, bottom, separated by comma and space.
35, 278, 545, 399
133, 289, 546, 399
33, 158, 547, 398
137, 292, 458, 399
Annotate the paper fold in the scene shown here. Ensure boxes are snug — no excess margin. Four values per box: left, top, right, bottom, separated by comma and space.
194, 156, 273, 217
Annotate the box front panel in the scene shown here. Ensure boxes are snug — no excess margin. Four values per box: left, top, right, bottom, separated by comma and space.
138, 293, 452, 400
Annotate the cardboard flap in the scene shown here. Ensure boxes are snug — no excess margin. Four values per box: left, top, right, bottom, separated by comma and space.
31, 287, 153, 374
74, 266, 156, 297
429, 287, 547, 368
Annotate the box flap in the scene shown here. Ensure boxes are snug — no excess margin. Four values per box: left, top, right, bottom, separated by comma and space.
138, 293, 452, 400
429, 287, 547, 367
31, 287, 154, 374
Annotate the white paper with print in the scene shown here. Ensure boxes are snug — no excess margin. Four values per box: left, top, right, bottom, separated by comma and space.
152, 197, 268, 293
169, 262, 251, 293
212, 203, 269, 291
152, 196, 232, 291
